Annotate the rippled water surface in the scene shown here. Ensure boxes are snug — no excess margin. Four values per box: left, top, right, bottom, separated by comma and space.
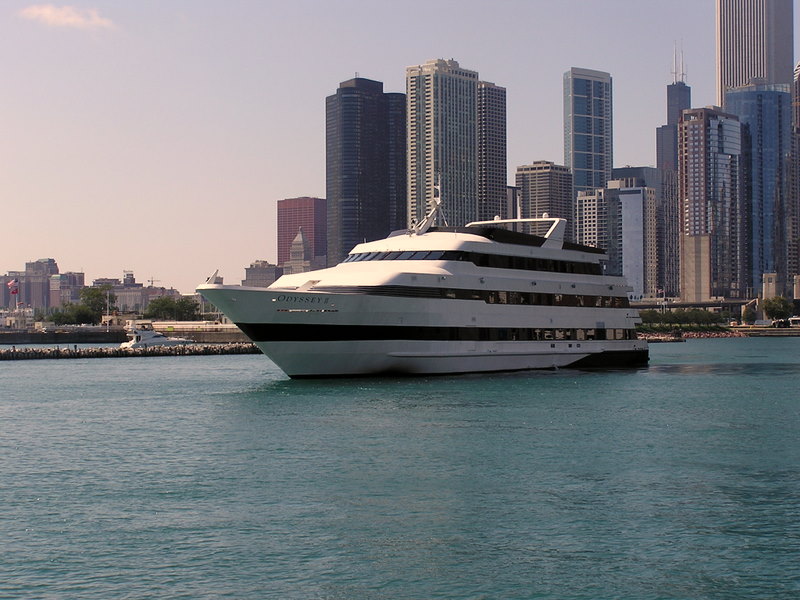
2, 338, 799, 599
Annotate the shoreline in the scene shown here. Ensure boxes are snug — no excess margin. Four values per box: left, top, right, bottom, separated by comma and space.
637, 327, 800, 341
638, 330, 746, 341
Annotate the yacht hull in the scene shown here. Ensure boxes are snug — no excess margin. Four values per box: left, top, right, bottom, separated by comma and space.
199, 286, 648, 378
252, 339, 647, 378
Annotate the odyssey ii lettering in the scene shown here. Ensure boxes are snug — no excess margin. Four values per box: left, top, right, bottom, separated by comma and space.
275, 295, 329, 304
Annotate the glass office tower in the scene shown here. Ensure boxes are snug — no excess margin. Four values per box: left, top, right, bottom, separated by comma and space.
563, 67, 613, 194
726, 82, 792, 294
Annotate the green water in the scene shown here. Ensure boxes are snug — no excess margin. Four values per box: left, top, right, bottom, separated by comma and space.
2, 338, 799, 598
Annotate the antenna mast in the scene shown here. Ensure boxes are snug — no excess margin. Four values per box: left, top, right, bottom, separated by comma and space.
671, 41, 687, 84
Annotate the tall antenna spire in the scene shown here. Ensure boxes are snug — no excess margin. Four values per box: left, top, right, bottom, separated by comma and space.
671, 42, 678, 84
671, 41, 687, 84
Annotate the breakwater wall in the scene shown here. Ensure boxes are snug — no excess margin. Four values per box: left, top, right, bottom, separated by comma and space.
0, 343, 260, 361
737, 327, 800, 337
638, 328, 800, 341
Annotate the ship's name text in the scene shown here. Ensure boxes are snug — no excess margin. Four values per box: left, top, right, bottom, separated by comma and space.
275, 295, 329, 304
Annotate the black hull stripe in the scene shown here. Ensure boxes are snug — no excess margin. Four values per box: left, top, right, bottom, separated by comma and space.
237, 323, 639, 343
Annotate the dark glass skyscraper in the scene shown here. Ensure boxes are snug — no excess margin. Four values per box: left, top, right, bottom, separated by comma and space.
726, 82, 792, 295
326, 78, 406, 265
385, 92, 407, 238
563, 68, 612, 242
656, 81, 691, 172
790, 63, 800, 290
655, 68, 691, 298
563, 67, 613, 193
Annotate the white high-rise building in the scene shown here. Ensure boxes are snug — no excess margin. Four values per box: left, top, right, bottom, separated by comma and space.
406, 59, 479, 227
575, 188, 608, 251
715, 0, 794, 106
573, 179, 657, 300
605, 180, 658, 301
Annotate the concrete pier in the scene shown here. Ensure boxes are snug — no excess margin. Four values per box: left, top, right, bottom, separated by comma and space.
0, 343, 260, 361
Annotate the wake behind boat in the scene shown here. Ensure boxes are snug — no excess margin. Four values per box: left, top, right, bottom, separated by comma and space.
198, 201, 648, 378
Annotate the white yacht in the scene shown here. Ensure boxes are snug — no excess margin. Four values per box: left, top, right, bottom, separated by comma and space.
120, 322, 192, 349
198, 204, 648, 378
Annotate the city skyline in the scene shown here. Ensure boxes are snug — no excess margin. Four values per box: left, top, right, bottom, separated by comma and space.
4, 1, 800, 293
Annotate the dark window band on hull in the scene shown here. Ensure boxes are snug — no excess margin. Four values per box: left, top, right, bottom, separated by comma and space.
238, 323, 639, 343
309, 285, 631, 308
342, 249, 603, 276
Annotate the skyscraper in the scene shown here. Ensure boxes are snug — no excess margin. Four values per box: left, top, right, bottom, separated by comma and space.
326, 78, 406, 265
655, 56, 691, 298
679, 107, 747, 302
563, 67, 613, 194
478, 81, 508, 221
726, 82, 792, 295
406, 59, 479, 227
574, 188, 608, 251
605, 179, 658, 301
789, 62, 800, 291
386, 92, 407, 237
715, 0, 794, 106
613, 167, 674, 296
515, 161, 573, 236
656, 51, 692, 173
276, 196, 327, 266
655, 81, 692, 173
572, 177, 657, 300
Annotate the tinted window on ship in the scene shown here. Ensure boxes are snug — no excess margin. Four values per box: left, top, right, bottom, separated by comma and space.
342, 250, 601, 276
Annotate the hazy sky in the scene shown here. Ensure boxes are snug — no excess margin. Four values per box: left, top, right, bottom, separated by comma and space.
2, 1, 798, 293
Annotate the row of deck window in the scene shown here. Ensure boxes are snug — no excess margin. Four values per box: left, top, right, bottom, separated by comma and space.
489, 328, 636, 342
461, 289, 629, 308
342, 250, 603, 275
314, 284, 631, 308
358, 327, 638, 342
461, 328, 637, 342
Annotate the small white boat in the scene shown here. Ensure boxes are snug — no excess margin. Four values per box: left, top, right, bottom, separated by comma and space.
120, 322, 192, 349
